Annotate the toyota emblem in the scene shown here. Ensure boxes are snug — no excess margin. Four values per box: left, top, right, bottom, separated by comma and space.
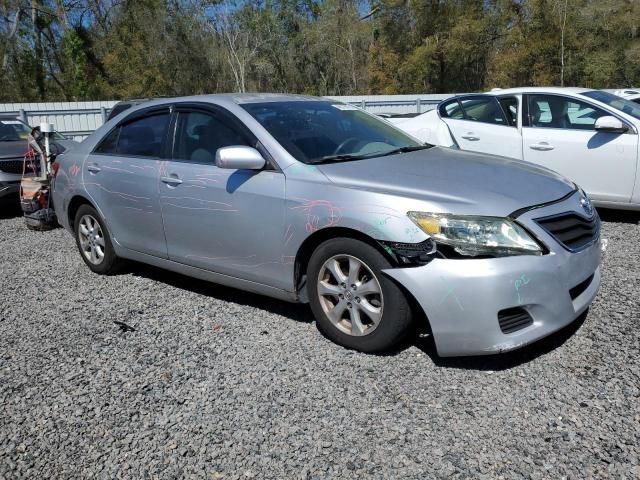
580, 195, 594, 217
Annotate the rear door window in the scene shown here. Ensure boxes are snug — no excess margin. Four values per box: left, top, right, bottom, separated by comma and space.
118, 113, 170, 157
94, 128, 120, 154
94, 110, 170, 157
458, 97, 508, 125
498, 96, 519, 126
440, 99, 464, 119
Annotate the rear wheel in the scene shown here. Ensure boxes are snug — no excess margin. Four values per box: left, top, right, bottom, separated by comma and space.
307, 237, 413, 353
74, 204, 122, 274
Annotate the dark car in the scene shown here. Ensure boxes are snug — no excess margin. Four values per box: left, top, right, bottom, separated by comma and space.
0, 116, 77, 201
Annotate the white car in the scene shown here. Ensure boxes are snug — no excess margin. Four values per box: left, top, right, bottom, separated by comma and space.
393, 87, 640, 210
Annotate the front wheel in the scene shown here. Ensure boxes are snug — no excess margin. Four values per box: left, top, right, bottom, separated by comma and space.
74, 204, 122, 274
307, 238, 413, 353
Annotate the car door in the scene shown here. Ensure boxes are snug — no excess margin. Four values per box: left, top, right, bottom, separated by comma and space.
159, 105, 287, 287
85, 107, 170, 258
522, 94, 638, 203
439, 95, 523, 159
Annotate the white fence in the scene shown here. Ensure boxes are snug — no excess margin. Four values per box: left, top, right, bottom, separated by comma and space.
0, 95, 454, 141
0, 101, 117, 142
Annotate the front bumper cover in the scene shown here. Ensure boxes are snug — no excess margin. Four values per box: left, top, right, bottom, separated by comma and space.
383, 191, 602, 357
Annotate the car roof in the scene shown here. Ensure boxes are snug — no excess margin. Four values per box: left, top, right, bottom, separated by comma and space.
483, 87, 593, 96
107, 93, 330, 121
116, 93, 323, 109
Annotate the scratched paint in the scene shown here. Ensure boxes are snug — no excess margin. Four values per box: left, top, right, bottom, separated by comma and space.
404, 226, 421, 242
514, 274, 531, 305
374, 216, 392, 227
438, 277, 464, 311
159, 195, 233, 208
84, 182, 150, 202
290, 199, 342, 233
283, 224, 294, 245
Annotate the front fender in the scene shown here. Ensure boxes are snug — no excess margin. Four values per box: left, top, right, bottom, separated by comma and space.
284, 178, 429, 261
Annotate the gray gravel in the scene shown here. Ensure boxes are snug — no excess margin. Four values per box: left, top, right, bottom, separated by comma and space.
1, 202, 639, 479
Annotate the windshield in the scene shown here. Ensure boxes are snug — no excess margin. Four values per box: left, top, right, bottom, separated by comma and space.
241, 101, 426, 164
0, 119, 31, 142
582, 90, 640, 121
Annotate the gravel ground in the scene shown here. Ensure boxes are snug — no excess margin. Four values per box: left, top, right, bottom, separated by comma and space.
1, 201, 639, 479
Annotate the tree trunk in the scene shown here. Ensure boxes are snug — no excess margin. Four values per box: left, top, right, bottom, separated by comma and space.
32, 0, 46, 99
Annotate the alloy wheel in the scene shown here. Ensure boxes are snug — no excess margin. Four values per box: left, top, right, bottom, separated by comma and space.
78, 214, 105, 265
317, 254, 384, 336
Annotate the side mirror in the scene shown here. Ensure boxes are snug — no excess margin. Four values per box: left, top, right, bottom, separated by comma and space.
594, 116, 628, 133
215, 146, 266, 170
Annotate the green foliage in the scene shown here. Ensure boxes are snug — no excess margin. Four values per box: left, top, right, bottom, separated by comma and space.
0, 0, 638, 101
61, 29, 89, 98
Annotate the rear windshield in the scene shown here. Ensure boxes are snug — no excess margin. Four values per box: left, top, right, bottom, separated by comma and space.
241, 101, 422, 164
582, 90, 640, 121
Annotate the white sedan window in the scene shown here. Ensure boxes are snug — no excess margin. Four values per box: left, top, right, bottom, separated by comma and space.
528, 95, 608, 130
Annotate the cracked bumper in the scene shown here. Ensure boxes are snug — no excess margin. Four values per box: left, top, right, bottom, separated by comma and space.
383, 192, 602, 357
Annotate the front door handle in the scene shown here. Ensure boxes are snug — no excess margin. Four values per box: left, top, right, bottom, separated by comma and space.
461, 133, 480, 141
87, 164, 101, 174
529, 142, 555, 151
161, 175, 183, 186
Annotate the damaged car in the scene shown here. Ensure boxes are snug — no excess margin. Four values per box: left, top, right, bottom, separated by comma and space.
52, 94, 601, 356
0, 115, 77, 201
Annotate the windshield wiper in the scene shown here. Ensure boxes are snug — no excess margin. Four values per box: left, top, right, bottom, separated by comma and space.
308, 144, 432, 165
375, 145, 432, 157
308, 153, 372, 164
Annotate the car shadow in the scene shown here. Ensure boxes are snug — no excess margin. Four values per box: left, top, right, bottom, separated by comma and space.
0, 198, 22, 219
587, 132, 620, 149
597, 207, 640, 224
125, 261, 589, 369
127, 261, 315, 324
411, 310, 589, 371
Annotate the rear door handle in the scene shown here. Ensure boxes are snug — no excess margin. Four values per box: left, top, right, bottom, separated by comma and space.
161, 175, 183, 186
87, 164, 101, 173
529, 142, 555, 151
461, 133, 479, 141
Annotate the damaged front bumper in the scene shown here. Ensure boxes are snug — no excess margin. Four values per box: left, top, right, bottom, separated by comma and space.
382, 192, 602, 357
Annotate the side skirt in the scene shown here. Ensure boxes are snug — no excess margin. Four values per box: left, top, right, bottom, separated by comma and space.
116, 246, 299, 303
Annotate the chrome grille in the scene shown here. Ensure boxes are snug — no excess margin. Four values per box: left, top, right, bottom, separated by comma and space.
534, 212, 599, 252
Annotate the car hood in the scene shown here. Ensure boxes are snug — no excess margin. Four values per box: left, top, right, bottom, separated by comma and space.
0, 141, 29, 159
0, 139, 72, 160
315, 147, 576, 217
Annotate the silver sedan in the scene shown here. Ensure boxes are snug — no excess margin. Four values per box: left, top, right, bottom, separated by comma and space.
52, 94, 601, 356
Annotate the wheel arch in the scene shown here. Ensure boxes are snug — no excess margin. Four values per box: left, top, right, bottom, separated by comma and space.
295, 227, 431, 335
294, 227, 393, 298
67, 195, 95, 232
296, 227, 432, 343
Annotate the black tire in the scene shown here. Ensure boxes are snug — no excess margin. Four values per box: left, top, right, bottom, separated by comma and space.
73, 204, 122, 274
307, 237, 413, 353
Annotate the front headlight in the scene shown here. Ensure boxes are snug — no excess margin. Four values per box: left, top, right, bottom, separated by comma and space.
407, 212, 542, 257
